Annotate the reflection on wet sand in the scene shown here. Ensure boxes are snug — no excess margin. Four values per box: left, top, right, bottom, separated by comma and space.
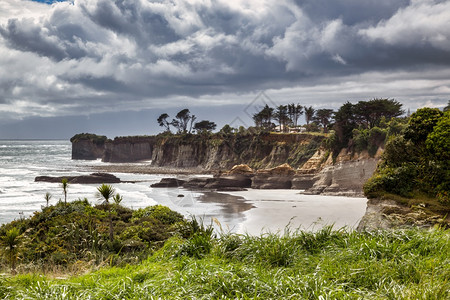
196, 191, 255, 226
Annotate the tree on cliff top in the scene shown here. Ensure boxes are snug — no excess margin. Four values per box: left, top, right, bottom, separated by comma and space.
304, 106, 315, 125
354, 98, 403, 128
157, 113, 171, 132
172, 109, 194, 133
313, 109, 334, 133
194, 120, 217, 134
253, 104, 274, 129
288, 103, 303, 127
274, 105, 289, 132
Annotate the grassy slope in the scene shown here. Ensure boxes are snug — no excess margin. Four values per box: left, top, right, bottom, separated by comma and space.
1, 226, 449, 299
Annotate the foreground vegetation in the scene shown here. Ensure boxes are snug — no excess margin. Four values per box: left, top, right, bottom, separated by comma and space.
1, 225, 448, 299
0, 200, 189, 274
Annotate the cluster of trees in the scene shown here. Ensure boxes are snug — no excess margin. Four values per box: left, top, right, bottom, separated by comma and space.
157, 109, 216, 134
252, 98, 404, 137
364, 108, 449, 203
253, 103, 306, 132
332, 99, 404, 152
253, 103, 324, 132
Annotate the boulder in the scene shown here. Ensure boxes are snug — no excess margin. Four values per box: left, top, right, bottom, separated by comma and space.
256, 163, 296, 176
204, 175, 252, 189
251, 175, 292, 189
225, 164, 255, 176
35, 173, 121, 184
250, 163, 295, 189
291, 174, 316, 189
182, 177, 212, 189
150, 178, 186, 188
216, 187, 248, 192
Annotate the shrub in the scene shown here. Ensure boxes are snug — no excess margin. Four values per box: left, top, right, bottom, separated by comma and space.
364, 164, 417, 198
131, 205, 184, 225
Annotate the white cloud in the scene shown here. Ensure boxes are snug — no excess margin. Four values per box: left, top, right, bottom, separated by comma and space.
360, 0, 450, 50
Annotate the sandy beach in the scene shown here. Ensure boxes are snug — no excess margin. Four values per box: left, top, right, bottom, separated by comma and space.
181, 189, 368, 235
87, 163, 369, 234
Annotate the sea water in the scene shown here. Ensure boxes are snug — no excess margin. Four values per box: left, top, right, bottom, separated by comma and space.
0, 140, 215, 225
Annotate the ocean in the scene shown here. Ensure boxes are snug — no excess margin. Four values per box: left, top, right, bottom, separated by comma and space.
0, 140, 368, 233
0, 140, 216, 225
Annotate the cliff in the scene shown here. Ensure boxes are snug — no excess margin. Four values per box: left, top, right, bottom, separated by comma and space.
103, 136, 156, 163
70, 133, 107, 160
72, 132, 325, 169
304, 149, 381, 197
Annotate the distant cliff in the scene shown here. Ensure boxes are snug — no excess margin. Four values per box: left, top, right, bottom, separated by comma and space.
71, 132, 324, 168
103, 136, 156, 163
70, 133, 107, 160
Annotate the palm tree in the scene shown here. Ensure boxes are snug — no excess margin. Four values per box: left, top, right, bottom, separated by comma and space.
1, 227, 21, 273
97, 184, 116, 242
61, 178, 68, 204
305, 106, 315, 125
44, 192, 52, 207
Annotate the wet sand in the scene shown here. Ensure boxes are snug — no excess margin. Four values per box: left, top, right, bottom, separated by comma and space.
194, 189, 368, 234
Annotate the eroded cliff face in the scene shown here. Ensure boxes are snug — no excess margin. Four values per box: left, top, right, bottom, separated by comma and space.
304, 149, 381, 197
149, 134, 324, 171
72, 139, 105, 160
103, 136, 156, 163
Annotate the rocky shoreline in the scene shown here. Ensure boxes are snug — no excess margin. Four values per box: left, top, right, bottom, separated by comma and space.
357, 199, 449, 231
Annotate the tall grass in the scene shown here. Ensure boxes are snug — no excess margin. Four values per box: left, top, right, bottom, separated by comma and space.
2, 226, 449, 299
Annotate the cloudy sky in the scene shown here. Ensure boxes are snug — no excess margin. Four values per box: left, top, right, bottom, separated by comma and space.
1, 0, 449, 139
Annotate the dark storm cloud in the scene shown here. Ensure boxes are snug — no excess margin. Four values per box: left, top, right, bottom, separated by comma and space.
0, 0, 449, 127
293, 0, 411, 25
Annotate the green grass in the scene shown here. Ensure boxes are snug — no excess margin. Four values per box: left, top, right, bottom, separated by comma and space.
2, 226, 449, 299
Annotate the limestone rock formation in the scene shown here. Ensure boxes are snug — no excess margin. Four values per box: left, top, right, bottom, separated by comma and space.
225, 164, 254, 176
304, 149, 379, 197
251, 163, 295, 189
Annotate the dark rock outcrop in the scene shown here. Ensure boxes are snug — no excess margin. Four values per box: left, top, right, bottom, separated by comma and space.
182, 177, 212, 189
153, 174, 251, 190
204, 175, 252, 189
150, 178, 186, 188
252, 176, 292, 189
35, 173, 121, 184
